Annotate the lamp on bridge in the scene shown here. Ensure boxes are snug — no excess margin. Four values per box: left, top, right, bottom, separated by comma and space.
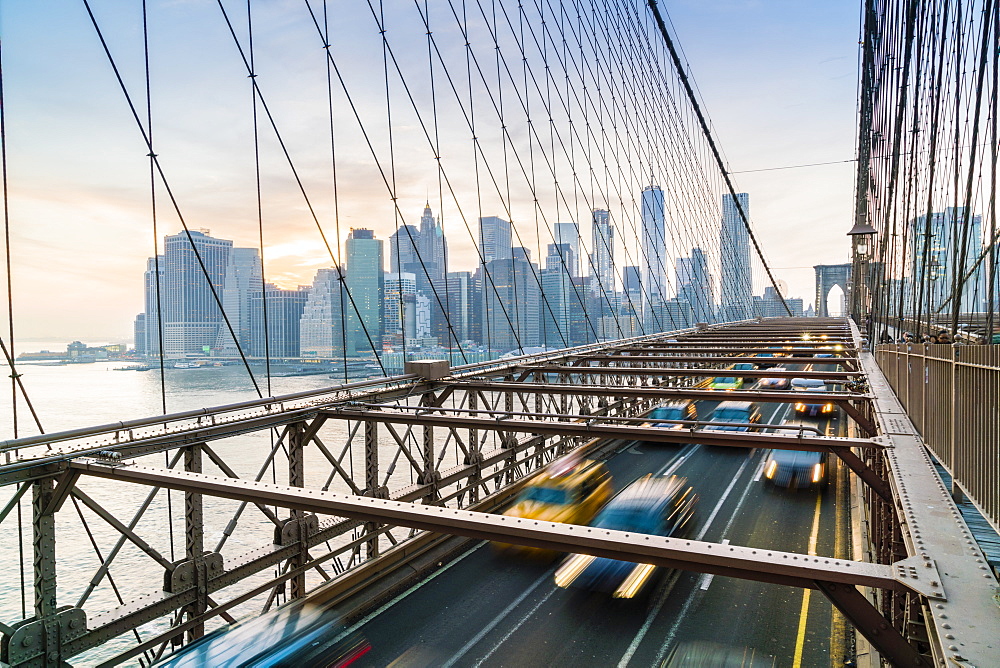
847, 219, 877, 324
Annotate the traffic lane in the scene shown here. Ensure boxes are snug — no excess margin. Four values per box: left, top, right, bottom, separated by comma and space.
644, 413, 846, 665
470, 446, 772, 667
349, 437, 701, 666
351, 395, 799, 666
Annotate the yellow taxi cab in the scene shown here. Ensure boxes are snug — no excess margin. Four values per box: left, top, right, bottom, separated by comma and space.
494, 454, 612, 557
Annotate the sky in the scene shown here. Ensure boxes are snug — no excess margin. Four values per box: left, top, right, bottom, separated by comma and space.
0, 0, 861, 342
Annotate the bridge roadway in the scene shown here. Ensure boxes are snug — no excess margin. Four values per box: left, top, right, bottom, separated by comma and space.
340, 377, 849, 667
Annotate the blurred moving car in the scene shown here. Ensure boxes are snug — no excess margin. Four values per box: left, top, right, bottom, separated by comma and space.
710, 376, 744, 391
664, 641, 776, 667
754, 352, 776, 369
495, 456, 612, 556
732, 362, 756, 381
704, 401, 762, 432
762, 449, 827, 489
554, 475, 697, 598
153, 599, 369, 667
790, 378, 834, 417
648, 401, 698, 429
757, 368, 791, 390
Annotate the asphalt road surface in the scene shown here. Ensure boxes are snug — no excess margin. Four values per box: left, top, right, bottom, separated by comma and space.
344, 375, 850, 667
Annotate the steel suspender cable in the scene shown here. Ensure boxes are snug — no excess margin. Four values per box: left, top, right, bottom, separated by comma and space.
646, 0, 791, 317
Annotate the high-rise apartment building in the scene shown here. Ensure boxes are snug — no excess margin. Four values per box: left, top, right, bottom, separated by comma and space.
345, 228, 384, 357
299, 267, 347, 358
162, 230, 233, 355
720, 193, 752, 321
478, 216, 512, 264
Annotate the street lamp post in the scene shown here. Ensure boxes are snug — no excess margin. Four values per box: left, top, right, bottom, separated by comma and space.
848, 220, 877, 333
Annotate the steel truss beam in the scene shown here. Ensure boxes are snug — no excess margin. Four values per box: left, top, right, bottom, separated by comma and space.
70, 461, 937, 667
511, 365, 862, 380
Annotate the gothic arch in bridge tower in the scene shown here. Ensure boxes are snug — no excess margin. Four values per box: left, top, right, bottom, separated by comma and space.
814, 264, 852, 317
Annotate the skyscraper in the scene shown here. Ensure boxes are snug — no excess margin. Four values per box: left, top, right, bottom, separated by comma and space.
478, 216, 512, 264
416, 204, 449, 342
142, 255, 164, 356
249, 283, 310, 358
909, 207, 986, 314
447, 271, 474, 343
215, 248, 263, 356
389, 225, 420, 275
641, 185, 667, 331
162, 230, 233, 355
481, 249, 540, 352
383, 272, 418, 343
554, 221, 580, 277
676, 247, 714, 323
299, 267, 347, 358
720, 193, 752, 321
590, 209, 614, 295
345, 228, 384, 357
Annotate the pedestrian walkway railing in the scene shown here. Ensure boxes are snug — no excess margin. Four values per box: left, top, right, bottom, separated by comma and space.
875, 343, 1000, 532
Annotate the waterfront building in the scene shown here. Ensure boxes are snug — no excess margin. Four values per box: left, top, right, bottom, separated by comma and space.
299, 267, 347, 358
162, 230, 233, 355
384, 272, 418, 343
249, 283, 310, 358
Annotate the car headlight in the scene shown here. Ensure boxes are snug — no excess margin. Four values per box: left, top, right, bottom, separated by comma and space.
614, 563, 657, 599
812, 463, 823, 483
795, 403, 805, 411
554, 554, 595, 588
765, 460, 777, 479
822, 403, 834, 413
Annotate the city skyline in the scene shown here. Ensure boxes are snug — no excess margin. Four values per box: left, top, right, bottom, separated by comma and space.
0, 2, 861, 341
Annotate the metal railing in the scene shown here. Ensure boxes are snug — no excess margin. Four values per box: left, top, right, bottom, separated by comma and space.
875, 343, 1000, 532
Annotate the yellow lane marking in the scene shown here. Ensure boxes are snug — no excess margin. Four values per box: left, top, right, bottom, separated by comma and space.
792, 492, 823, 668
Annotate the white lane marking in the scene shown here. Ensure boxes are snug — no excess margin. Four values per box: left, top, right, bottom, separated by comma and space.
470, 583, 560, 667
652, 459, 762, 666
442, 567, 554, 668
694, 455, 754, 541
752, 455, 767, 482
617, 452, 759, 668
329, 542, 484, 644
656, 443, 698, 477
699, 540, 730, 590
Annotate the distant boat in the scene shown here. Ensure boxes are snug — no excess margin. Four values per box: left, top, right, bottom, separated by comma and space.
114, 364, 155, 371
173, 362, 197, 369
